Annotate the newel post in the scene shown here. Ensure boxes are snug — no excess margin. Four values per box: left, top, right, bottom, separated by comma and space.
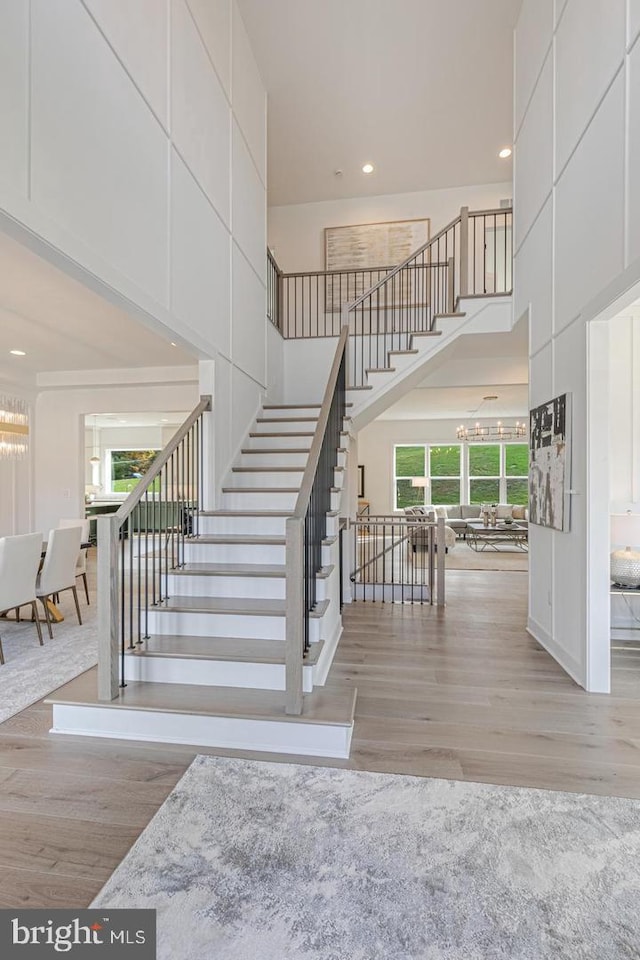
285, 516, 304, 715
97, 514, 120, 701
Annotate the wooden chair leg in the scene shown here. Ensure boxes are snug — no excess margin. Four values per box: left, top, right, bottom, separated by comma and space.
32, 601, 43, 646
41, 598, 53, 639
0, 634, 4, 665
71, 585, 83, 625
82, 572, 90, 605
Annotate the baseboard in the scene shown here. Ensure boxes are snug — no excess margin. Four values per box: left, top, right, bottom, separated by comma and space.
527, 616, 585, 688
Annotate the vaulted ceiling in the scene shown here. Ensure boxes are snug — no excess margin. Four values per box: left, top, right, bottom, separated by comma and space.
238, 0, 521, 206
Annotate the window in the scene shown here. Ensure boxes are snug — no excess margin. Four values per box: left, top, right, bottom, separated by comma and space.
504, 443, 529, 505
468, 444, 500, 503
394, 444, 461, 510
468, 442, 528, 504
394, 445, 426, 510
107, 449, 160, 494
430, 446, 461, 505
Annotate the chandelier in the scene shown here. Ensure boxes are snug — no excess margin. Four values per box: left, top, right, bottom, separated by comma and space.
0, 395, 29, 459
456, 420, 527, 442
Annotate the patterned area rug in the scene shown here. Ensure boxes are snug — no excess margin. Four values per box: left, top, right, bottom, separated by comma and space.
92, 757, 640, 959
446, 543, 528, 572
0, 591, 97, 723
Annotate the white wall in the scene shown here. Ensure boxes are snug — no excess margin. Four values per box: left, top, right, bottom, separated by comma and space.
268, 182, 512, 273
357, 417, 528, 515
0, 0, 271, 494
34, 381, 198, 535
515, 0, 640, 690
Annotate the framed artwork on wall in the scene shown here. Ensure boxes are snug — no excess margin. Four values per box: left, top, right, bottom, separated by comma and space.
529, 393, 572, 532
324, 218, 431, 311
357, 465, 365, 499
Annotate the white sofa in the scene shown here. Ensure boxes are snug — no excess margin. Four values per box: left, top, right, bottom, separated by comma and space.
405, 504, 529, 539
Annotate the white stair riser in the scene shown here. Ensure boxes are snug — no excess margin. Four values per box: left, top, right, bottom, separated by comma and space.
221, 490, 298, 510
183, 542, 286, 564
167, 573, 286, 600
326, 515, 339, 537
146, 608, 323, 642
238, 451, 309, 468
51, 704, 353, 759
197, 515, 288, 536
147, 609, 285, 640
262, 407, 320, 419
230, 471, 303, 489
254, 420, 317, 434
247, 434, 313, 450
125, 654, 314, 692
167, 573, 329, 602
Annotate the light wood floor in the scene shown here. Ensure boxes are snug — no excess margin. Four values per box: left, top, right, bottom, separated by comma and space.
1, 567, 640, 908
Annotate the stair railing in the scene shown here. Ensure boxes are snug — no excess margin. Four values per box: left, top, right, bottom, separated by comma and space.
97, 396, 211, 702
267, 206, 512, 386
343, 206, 512, 386
267, 248, 282, 333
285, 325, 348, 715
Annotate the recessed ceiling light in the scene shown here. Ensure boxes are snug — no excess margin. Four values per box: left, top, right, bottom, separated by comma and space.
161, 418, 169, 423
362, 163, 374, 174
9, 349, 26, 356
483, 394, 498, 401
498, 147, 512, 159
170, 342, 177, 347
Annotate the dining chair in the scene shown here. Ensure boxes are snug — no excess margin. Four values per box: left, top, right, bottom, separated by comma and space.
0, 532, 44, 665
36, 526, 83, 638
58, 518, 91, 604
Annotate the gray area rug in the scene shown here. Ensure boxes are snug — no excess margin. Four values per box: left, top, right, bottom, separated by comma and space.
0, 592, 97, 722
446, 543, 528, 572
92, 756, 640, 959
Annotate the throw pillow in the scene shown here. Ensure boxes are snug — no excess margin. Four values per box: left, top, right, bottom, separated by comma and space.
496, 504, 513, 520
512, 505, 525, 520
435, 506, 448, 519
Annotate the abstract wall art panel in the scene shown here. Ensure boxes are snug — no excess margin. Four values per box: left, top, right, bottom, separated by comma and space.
529, 393, 571, 532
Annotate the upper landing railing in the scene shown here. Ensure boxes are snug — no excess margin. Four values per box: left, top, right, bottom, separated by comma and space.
267, 207, 512, 382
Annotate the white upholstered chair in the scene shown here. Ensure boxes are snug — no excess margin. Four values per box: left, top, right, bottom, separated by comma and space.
37, 526, 83, 638
58, 518, 91, 603
0, 532, 44, 665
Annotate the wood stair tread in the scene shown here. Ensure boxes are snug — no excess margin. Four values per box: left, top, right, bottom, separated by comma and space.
222, 487, 300, 494
232, 466, 303, 473
172, 562, 287, 577
240, 448, 311, 455
199, 510, 292, 518
249, 432, 315, 438
365, 367, 396, 374
46, 673, 357, 727
195, 534, 287, 545
155, 596, 330, 618
256, 417, 319, 423
127, 635, 324, 665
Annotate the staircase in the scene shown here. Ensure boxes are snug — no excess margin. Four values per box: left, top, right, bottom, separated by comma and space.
48, 205, 513, 761
48, 387, 356, 759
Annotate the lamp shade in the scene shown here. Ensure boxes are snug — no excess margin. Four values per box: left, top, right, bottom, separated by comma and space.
610, 512, 640, 587
611, 512, 640, 547
411, 477, 428, 488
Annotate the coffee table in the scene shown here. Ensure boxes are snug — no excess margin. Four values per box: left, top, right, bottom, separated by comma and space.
465, 520, 528, 552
